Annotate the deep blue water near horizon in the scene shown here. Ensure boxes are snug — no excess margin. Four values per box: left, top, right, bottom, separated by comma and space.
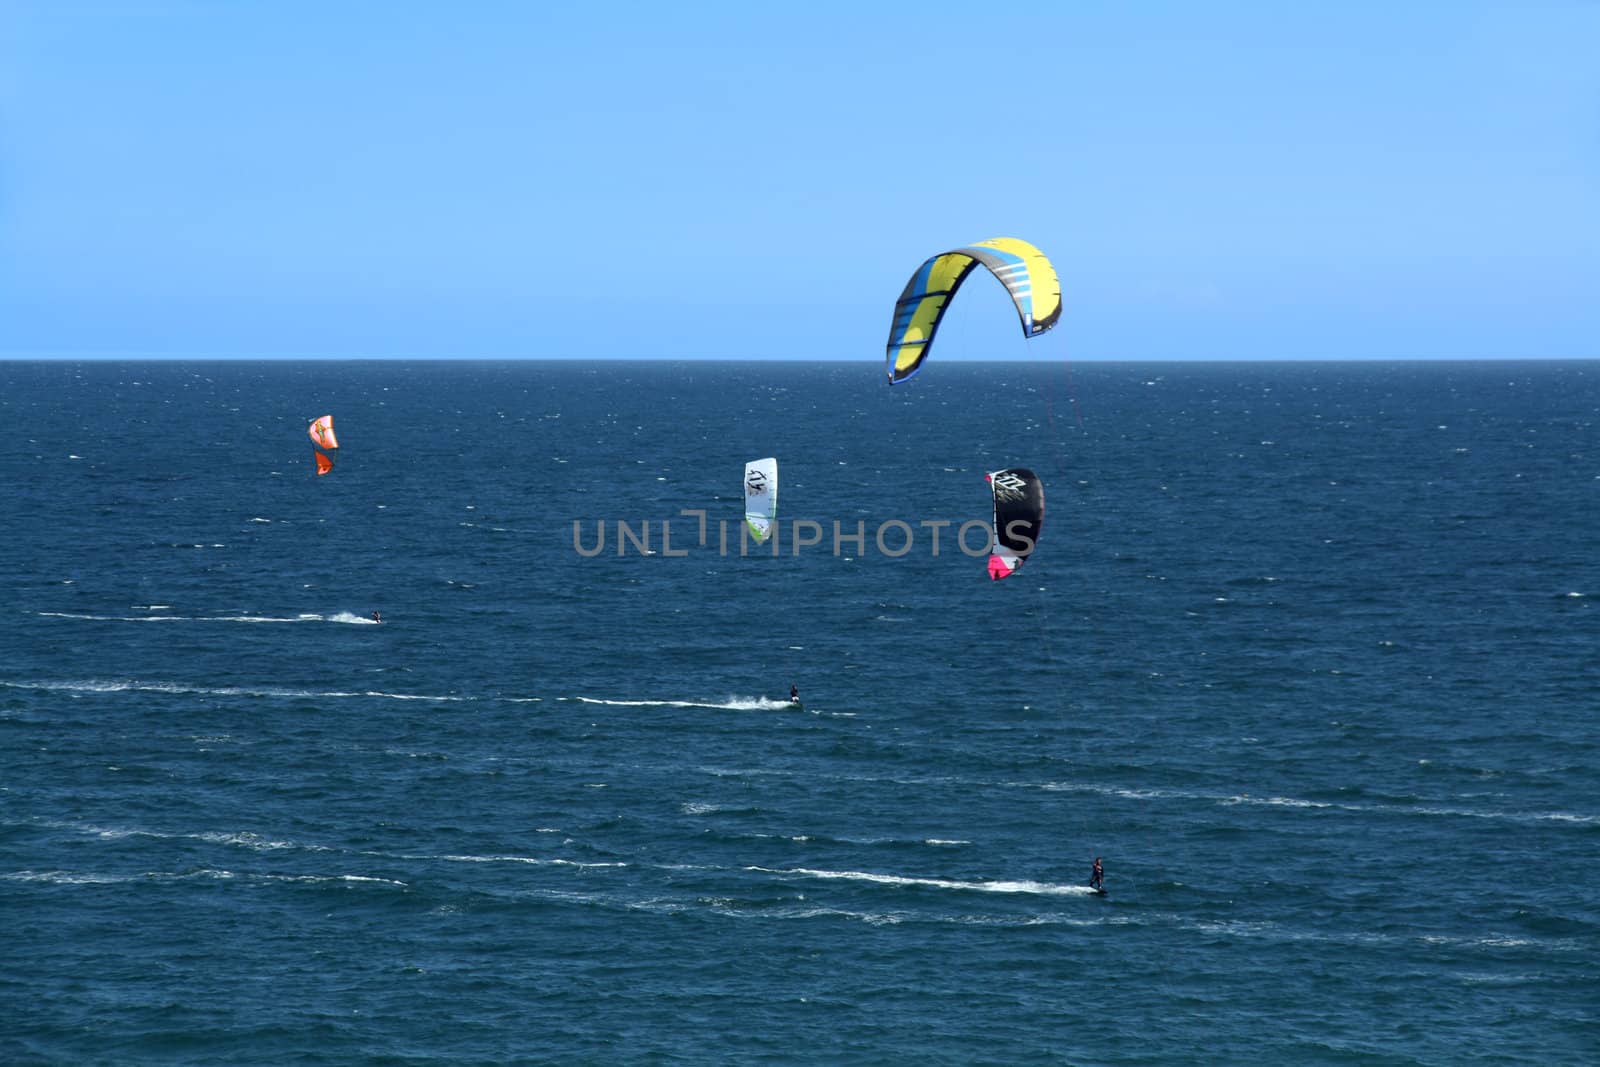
2, 359, 1597, 1065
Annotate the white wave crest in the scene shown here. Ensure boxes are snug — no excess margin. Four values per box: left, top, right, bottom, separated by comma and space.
748, 865, 1095, 897
42, 819, 336, 854
433, 853, 626, 870
3, 869, 125, 884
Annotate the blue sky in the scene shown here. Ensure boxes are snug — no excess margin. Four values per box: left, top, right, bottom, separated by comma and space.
2, 1, 1596, 360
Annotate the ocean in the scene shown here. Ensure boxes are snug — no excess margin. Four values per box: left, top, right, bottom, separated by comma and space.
2, 359, 1596, 1065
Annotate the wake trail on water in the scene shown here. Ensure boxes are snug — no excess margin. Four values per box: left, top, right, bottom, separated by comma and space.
566, 695, 798, 712
4, 679, 794, 713
36, 610, 379, 625
3, 869, 407, 888
2, 679, 468, 703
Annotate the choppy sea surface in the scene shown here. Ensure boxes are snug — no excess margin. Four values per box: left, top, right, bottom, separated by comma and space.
2, 359, 1597, 1065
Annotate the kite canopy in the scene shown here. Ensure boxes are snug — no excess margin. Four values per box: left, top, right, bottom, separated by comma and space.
985, 467, 1044, 580
309, 415, 338, 476
744, 457, 777, 543
309, 415, 338, 451
885, 237, 1061, 384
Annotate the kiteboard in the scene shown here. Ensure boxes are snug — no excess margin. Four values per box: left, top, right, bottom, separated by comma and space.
1090, 887, 1107, 897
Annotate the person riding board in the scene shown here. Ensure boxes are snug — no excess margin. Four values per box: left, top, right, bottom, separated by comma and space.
789, 684, 800, 704
1090, 857, 1104, 891
372, 611, 382, 624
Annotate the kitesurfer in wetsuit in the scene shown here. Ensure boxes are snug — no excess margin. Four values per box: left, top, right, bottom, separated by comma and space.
789, 684, 800, 704
1090, 857, 1104, 891
372, 611, 382, 624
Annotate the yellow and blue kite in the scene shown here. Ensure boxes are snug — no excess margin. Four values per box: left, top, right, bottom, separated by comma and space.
884, 236, 1062, 384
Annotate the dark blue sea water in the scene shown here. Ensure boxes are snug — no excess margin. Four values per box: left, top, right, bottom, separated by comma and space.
3, 360, 1597, 1065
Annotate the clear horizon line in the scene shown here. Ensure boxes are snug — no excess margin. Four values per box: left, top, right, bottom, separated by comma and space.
3, 352, 1596, 364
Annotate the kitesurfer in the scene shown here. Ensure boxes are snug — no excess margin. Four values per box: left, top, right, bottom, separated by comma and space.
371, 611, 382, 624
1090, 857, 1104, 891
789, 684, 800, 704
